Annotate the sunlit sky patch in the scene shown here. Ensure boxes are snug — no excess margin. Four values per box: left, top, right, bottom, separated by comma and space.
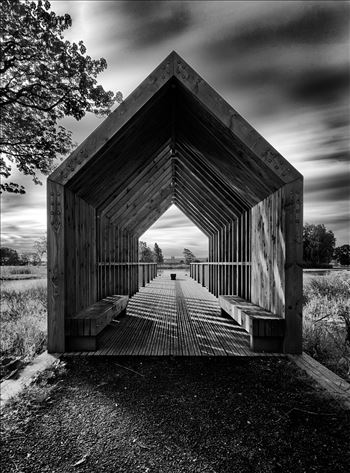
1, 1, 349, 257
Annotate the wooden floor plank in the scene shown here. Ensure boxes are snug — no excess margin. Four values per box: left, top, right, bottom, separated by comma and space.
65, 271, 281, 357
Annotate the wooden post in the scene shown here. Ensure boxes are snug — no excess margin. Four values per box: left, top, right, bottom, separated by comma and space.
282, 179, 303, 354
47, 180, 65, 352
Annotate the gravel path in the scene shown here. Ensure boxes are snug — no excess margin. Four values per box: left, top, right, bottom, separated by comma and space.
1, 357, 349, 473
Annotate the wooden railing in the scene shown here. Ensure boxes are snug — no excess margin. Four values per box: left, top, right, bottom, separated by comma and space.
97, 262, 157, 298
190, 262, 251, 299
138, 263, 158, 287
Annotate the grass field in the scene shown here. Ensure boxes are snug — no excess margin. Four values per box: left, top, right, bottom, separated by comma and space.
0, 264, 47, 280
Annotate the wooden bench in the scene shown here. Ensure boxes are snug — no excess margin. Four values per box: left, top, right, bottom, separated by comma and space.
219, 295, 284, 352
65, 295, 129, 351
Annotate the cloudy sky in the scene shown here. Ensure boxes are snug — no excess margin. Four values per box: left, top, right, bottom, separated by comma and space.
1, 1, 349, 258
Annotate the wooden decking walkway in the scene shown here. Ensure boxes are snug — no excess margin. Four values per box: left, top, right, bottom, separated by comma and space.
64, 271, 282, 356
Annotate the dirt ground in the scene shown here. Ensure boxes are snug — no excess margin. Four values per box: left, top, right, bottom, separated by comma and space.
1, 356, 349, 473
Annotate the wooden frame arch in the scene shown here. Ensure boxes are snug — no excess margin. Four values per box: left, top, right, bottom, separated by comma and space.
48, 52, 303, 354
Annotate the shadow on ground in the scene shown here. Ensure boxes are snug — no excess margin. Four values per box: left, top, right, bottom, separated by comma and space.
1, 357, 349, 473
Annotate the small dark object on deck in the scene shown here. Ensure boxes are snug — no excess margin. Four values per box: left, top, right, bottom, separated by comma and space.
171, 274, 176, 280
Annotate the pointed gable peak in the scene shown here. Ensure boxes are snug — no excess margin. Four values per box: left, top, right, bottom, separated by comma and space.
50, 51, 301, 186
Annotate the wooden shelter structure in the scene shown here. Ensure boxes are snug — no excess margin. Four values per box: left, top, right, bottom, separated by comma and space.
47, 52, 303, 354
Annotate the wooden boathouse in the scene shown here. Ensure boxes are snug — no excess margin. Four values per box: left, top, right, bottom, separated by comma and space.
47, 52, 303, 355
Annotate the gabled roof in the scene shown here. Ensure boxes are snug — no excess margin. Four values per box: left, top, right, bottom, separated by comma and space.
49, 51, 302, 233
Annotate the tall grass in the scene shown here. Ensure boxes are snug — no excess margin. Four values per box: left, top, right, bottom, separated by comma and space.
303, 272, 350, 380
0, 284, 47, 360
0, 265, 46, 280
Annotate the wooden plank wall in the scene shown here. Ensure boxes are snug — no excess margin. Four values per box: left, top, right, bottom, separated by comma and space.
65, 190, 97, 318
192, 210, 251, 299
97, 215, 141, 299
192, 180, 303, 354
48, 185, 97, 352
250, 180, 303, 353
250, 189, 284, 315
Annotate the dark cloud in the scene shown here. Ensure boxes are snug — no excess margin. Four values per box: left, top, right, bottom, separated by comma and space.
200, 2, 349, 115
226, 64, 349, 106
117, 1, 193, 48
324, 213, 350, 225
2, 224, 22, 233
205, 3, 349, 60
290, 65, 350, 105
323, 113, 350, 130
239, 3, 348, 46
306, 151, 350, 164
305, 172, 350, 202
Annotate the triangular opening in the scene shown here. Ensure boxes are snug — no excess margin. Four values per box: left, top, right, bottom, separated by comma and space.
140, 204, 208, 263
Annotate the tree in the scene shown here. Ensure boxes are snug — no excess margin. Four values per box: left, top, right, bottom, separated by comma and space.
334, 245, 350, 266
33, 233, 47, 263
183, 248, 195, 265
139, 241, 154, 263
153, 243, 164, 264
19, 253, 31, 265
0, 247, 20, 265
0, 0, 122, 193
303, 223, 336, 265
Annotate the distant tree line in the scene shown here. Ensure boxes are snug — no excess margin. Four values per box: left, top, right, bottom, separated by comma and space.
0, 246, 41, 266
1, 226, 349, 266
0, 234, 47, 266
138, 243, 201, 265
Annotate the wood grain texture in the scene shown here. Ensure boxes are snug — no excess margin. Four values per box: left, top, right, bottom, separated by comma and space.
47, 53, 303, 355
219, 295, 284, 352
250, 181, 303, 353
282, 179, 303, 354
47, 180, 65, 352
289, 353, 350, 409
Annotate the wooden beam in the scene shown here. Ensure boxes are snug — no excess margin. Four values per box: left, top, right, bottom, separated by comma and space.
177, 135, 252, 209
174, 162, 238, 222
47, 180, 65, 352
174, 157, 240, 220
50, 51, 301, 193
134, 194, 174, 236
76, 125, 171, 207
175, 179, 230, 228
282, 178, 303, 354
109, 164, 172, 223
172, 52, 302, 184
110, 171, 173, 226
101, 145, 171, 216
177, 99, 281, 199
50, 52, 176, 185
176, 144, 248, 214
126, 187, 174, 234
173, 195, 216, 236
